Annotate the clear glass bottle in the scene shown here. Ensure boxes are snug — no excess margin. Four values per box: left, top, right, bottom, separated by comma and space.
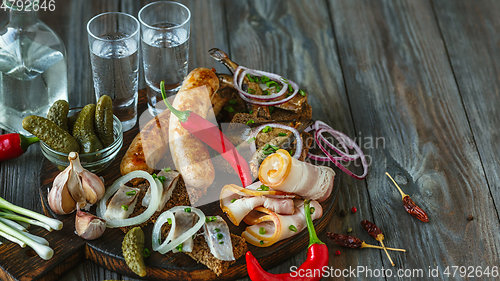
0, 2, 68, 135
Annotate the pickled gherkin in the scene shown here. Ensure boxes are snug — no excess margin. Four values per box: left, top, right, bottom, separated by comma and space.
46, 100, 69, 132
95, 95, 114, 147
73, 104, 103, 153
122, 227, 147, 277
22, 115, 80, 153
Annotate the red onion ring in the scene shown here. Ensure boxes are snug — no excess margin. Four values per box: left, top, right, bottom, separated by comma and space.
307, 121, 368, 179
247, 123, 302, 159
233, 66, 299, 106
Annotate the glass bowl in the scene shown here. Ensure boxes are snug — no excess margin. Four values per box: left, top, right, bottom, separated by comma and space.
40, 108, 123, 173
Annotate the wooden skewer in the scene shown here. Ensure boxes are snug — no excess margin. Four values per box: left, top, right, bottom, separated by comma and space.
385, 172, 408, 200
379, 240, 395, 266
361, 242, 406, 252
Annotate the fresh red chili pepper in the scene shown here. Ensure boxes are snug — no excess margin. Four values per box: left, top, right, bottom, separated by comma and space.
0, 133, 39, 161
245, 200, 328, 281
161, 81, 252, 187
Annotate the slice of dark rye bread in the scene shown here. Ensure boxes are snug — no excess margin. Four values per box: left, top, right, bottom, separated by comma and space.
118, 177, 247, 276
187, 234, 247, 276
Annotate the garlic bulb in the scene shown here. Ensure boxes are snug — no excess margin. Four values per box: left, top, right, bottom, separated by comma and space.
48, 152, 106, 215
75, 207, 106, 240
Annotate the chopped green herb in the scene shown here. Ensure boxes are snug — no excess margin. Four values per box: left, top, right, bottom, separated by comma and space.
260, 240, 264, 245
278, 132, 287, 136
205, 216, 217, 223
289, 150, 294, 156
249, 110, 254, 114
176, 243, 183, 252
263, 90, 270, 95
217, 233, 224, 239
215, 228, 220, 232
164, 167, 172, 172
262, 126, 273, 133
280, 77, 289, 84
184, 207, 191, 213
248, 88, 256, 95
152, 174, 157, 180
231, 198, 237, 203
158, 176, 166, 184
229, 99, 238, 105
261, 76, 270, 83
263, 144, 271, 150
289, 225, 297, 232
259, 227, 266, 235
126, 190, 137, 196
247, 137, 256, 144
246, 120, 255, 125
310, 207, 316, 214
246, 74, 254, 82
121, 205, 128, 211
219, 241, 224, 244
158, 238, 162, 244
257, 185, 270, 191
263, 149, 274, 155
224, 106, 235, 113
269, 106, 275, 114
288, 84, 293, 93
276, 85, 282, 92
286, 93, 291, 97
266, 81, 278, 88
299, 89, 307, 96
270, 144, 279, 150
143, 248, 150, 258
167, 218, 172, 225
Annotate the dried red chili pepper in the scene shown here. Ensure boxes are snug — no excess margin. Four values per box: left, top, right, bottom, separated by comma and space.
360, 220, 394, 266
386, 172, 429, 222
161, 81, 252, 187
0, 133, 39, 161
246, 200, 328, 281
326, 233, 405, 252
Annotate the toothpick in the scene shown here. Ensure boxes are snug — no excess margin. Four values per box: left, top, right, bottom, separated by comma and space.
385, 172, 408, 200
379, 240, 395, 266
361, 242, 406, 252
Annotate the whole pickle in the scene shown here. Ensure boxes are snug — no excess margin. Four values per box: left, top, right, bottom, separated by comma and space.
22, 115, 80, 153
122, 227, 147, 277
73, 104, 103, 153
95, 95, 114, 147
46, 100, 70, 132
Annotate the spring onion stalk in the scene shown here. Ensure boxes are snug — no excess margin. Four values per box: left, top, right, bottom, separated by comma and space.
0, 197, 62, 230
0, 230, 26, 248
22, 232, 50, 246
0, 217, 27, 232
0, 212, 52, 232
1, 209, 30, 228
0, 220, 53, 260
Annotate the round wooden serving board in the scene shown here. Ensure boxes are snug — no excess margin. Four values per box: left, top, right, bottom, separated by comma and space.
23, 89, 337, 281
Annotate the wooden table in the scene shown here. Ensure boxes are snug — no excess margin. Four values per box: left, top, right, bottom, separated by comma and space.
1, 0, 500, 280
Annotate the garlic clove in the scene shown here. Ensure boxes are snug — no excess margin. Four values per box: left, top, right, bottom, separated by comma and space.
80, 170, 105, 204
48, 165, 77, 215
75, 207, 106, 240
66, 152, 88, 208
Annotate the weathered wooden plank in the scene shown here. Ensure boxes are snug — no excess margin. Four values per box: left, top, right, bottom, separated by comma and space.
224, 0, 385, 279
329, 0, 500, 278
432, 0, 500, 227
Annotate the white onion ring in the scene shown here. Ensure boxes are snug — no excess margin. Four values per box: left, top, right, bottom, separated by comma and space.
246, 123, 302, 159
233, 66, 299, 106
313, 126, 368, 179
152, 206, 205, 254
96, 171, 161, 228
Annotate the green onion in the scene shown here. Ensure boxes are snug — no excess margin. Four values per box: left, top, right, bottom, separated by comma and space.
257, 185, 269, 191
289, 150, 294, 156
143, 248, 150, 258
158, 176, 166, 184
246, 120, 255, 125
176, 243, 183, 252
263, 149, 274, 155
266, 81, 278, 88
247, 137, 256, 144
263, 144, 271, 150
249, 110, 254, 114
269, 106, 275, 114
205, 216, 217, 223
248, 88, 256, 95
299, 89, 307, 96
262, 126, 272, 133
167, 218, 172, 225
152, 174, 157, 180
231, 198, 237, 203
278, 132, 287, 136
215, 228, 220, 232
229, 99, 238, 105
289, 225, 297, 232
164, 167, 172, 172
288, 84, 293, 92
259, 227, 266, 235
263, 90, 270, 95
184, 207, 191, 213
224, 106, 235, 113
219, 241, 224, 244
310, 207, 315, 214
121, 205, 128, 211
217, 233, 224, 239
260, 240, 264, 245
261, 76, 270, 83
126, 190, 137, 196
246, 74, 254, 82
276, 85, 282, 92
270, 144, 279, 150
